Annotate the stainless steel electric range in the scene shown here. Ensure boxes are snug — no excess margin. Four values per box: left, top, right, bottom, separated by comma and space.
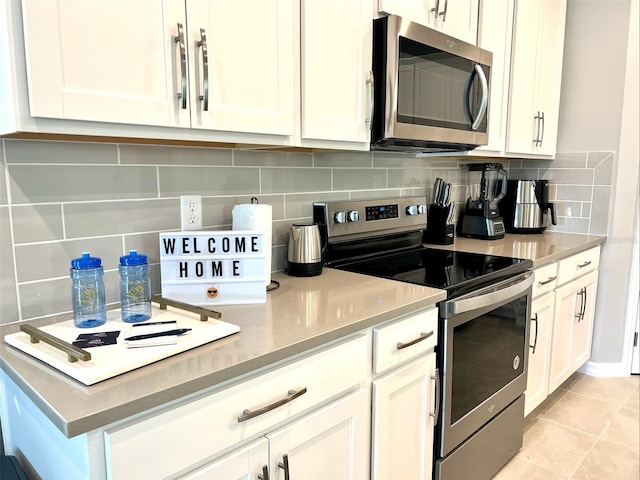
313, 197, 534, 480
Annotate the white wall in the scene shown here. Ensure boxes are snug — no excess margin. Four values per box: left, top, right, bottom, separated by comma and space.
558, 0, 639, 371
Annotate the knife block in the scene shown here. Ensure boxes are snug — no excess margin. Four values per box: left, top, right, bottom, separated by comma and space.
423, 205, 454, 245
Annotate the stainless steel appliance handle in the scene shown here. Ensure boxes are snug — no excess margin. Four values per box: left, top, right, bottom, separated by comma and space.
278, 454, 290, 480
430, 369, 441, 421
448, 272, 534, 315
396, 330, 433, 350
473, 64, 489, 130
197, 28, 209, 111
529, 313, 539, 354
237, 388, 307, 422
174, 23, 187, 109
464, 64, 488, 131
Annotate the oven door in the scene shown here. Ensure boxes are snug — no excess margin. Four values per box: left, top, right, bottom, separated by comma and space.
437, 271, 533, 457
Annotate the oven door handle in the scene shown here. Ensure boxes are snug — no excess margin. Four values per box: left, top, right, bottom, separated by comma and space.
447, 272, 534, 315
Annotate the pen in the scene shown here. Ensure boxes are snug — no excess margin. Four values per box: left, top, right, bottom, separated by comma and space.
124, 328, 192, 342
131, 321, 177, 328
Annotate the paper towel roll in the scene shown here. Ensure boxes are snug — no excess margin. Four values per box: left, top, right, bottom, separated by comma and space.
232, 203, 272, 286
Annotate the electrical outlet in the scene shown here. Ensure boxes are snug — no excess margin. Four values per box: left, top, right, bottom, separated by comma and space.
180, 195, 202, 231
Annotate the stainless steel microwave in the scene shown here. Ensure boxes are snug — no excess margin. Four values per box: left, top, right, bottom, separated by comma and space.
371, 15, 492, 153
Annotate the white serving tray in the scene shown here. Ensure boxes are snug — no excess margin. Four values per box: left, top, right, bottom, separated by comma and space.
4, 306, 240, 386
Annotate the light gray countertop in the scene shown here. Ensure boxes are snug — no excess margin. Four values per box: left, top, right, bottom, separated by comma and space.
424, 231, 606, 267
0, 231, 606, 438
0, 268, 445, 438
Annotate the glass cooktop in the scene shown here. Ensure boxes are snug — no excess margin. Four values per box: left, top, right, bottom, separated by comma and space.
333, 247, 532, 299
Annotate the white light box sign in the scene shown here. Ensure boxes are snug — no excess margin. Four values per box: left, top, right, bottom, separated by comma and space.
159, 231, 266, 306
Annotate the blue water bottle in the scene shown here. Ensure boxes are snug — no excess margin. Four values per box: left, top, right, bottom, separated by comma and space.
119, 250, 152, 323
70, 252, 107, 328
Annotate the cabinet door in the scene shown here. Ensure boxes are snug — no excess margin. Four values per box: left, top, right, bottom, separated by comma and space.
372, 354, 436, 480
267, 389, 369, 480
505, 0, 542, 155
180, 438, 269, 480
570, 270, 599, 372
378, 0, 434, 28
533, 0, 567, 156
549, 269, 598, 393
549, 280, 578, 392
525, 291, 554, 416
472, 0, 514, 155
300, 0, 373, 145
435, 0, 479, 45
506, 0, 567, 157
21, 0, 189, 127
186, 0, 294, 136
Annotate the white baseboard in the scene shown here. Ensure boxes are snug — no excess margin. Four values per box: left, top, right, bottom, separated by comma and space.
579, 360, 631, 377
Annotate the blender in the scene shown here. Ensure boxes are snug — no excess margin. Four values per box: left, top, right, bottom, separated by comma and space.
457, 163, 508, 240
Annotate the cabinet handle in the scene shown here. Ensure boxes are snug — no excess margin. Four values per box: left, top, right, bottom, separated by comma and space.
237, 387, 307, 422
278, 453, 290, 480
174, 23, 187, 109
533, 111, 542, 146
430, 369, 441, 421
581, 286, 588, 321
396, 330, 433, 350
366, 70, 374, 130
529, 313, 539, 354
197, 28, 209, 111
538, 276, 557, 286
577, 260, 592, 269
258, 465, 270, 480
439, 0, 449, 21
431, 0, 441, 18
539, 111, 545, 146
575, 287, 586, 322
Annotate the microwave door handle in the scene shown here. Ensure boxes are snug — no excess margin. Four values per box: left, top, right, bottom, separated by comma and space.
471, 64, 488, 130
463, 66, 475, 127
448, 272, 534, 315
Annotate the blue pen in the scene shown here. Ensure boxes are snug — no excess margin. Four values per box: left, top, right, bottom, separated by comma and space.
124, 328, 191, 342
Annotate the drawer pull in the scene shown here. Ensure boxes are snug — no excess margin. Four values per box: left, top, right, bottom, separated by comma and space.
577, 260, 592, 268
430, 370, 441, 420
258, 465, 270, 480
538, 276, 557, 286
278, 453, 290, 480
237, 387, 307, 423
396, 331, 433, 351
529, 314, 539, 354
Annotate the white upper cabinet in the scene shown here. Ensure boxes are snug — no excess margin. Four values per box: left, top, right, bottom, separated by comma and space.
21, 0, 190, 128
299, 0, 373, 147
506, 0, 567, 157
472, 0, 514, 155
20, 0, 295, 137
378, 0, 479, 44
186, 0, 294, 136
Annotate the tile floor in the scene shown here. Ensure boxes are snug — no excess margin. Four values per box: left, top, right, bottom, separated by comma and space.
494, 373, 640, 480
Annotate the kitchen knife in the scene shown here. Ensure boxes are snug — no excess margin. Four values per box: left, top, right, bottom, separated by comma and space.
446, 202, 455, 225
441, 182, 451, 206
433, 178, 445, 206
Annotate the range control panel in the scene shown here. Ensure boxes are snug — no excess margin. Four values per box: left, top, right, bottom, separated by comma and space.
313, 197, 427, 241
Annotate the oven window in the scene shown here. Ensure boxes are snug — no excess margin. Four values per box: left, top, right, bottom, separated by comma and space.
450, 298, 527, 424
397, 36, 488, 133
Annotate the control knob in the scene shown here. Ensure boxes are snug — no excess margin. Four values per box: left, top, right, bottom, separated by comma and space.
334, 211, 347, 224
347, 210, 359, 222
406, 204, 427, 216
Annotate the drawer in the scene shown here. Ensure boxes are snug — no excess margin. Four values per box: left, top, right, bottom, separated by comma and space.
105, 334, 368, 480
373, 308, 438, 374
532, 262, 558, 298
557, 246, 601, 286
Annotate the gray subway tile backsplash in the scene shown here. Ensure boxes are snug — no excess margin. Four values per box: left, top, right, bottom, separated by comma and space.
0, 138, 614, 324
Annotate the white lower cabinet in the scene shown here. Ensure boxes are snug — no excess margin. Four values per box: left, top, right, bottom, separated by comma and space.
549, 270, 599, 392
372, 353, 436, 480
525, 290, 554, 416
183, 389, 369, 480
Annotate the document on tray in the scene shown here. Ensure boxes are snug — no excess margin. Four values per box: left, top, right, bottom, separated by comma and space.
125, 320, 184, 348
